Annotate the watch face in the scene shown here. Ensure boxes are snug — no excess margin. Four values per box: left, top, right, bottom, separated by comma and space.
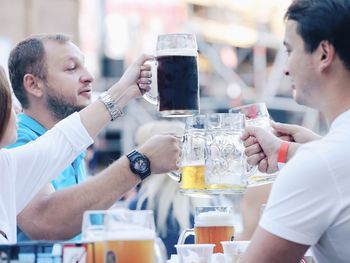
134, 157, 147, 172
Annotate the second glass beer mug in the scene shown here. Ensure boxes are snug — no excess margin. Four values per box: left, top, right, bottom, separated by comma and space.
180, 115, 206, 194
178, 206, 235, 254
169, 115, 206, 195
143, 33, 200, 117
104, 210, 166, 263
205, 113, 248, 193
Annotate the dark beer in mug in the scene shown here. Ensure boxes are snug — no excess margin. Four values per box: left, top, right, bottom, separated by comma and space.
157, 50, 199, 117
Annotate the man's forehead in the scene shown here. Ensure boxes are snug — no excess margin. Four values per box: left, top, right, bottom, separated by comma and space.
43, 40, 84, 62
283, 20, 298, 45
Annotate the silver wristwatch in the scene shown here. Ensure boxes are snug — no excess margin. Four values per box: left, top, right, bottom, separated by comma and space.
99, 91, 123, 121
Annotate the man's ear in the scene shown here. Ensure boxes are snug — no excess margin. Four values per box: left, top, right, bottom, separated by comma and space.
318, 40, 336, 72
23, 74, 44, 98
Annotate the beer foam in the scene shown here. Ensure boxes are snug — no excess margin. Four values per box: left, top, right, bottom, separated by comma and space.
195, 211, 234, 227
105, 226, 155, 241
156, 49, 198, 57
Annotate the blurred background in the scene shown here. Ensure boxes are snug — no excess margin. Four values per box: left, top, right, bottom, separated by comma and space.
0, 0, 326, 173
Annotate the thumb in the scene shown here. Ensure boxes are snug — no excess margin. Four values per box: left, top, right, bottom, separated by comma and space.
271, 121, 298, 135
242, 126, 260, 140
134, 54, 155, 66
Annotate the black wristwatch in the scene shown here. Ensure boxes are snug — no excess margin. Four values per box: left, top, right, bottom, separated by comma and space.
126, 150, 151, 180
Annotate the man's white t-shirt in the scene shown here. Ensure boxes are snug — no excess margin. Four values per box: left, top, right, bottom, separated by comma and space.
0, 113, 93, 243
260, 109, 350, 263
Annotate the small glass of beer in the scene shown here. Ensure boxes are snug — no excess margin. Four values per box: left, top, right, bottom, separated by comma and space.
178, 206, 235, 253
143, 33, 200, 117
175, 244, 215, 263
229, 103, 277, 186
81, 210, 108, 263
221, 240, 250, 262
205, 113, 248, 194
104, 210, 165, 263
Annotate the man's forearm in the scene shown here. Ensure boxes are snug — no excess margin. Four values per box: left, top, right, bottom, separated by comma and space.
18, 156, 140, 240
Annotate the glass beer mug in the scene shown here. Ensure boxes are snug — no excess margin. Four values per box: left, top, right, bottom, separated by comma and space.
143, 33, 200, 117
168, 115, 206, 195
205, 113, 249, 194
82, 210, 108, 263
104, 210, 166, 263
178, 206, 235, 254
229, 103, 276, 186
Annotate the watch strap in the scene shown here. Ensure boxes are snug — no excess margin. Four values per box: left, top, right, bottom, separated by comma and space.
126, 150, 151, 180
99, 91, 123, 121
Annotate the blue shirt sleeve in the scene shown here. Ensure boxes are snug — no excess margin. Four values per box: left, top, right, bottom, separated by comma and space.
7, 126, 39, 149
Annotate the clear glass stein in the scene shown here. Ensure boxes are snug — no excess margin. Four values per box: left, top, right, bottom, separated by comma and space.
205, 113, 249, 194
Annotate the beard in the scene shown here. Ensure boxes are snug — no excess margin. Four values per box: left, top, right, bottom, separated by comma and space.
46, 91, 85, 120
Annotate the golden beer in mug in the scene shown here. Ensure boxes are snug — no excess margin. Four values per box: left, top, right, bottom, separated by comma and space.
195, 210, 235, 253
104, 210, 166, 263
105, 230, 155, 263
180, 164, 205, 190
169, 115, 207, 195
85, 242, 104, 263
82, 210, 107, 263
178, 206, 235, 254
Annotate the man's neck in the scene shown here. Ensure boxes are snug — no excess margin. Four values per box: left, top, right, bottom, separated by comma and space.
23, 107, 60, 130
319, 66, 350, 125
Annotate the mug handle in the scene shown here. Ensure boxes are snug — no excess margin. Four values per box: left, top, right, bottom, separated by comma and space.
167, 139, 184, 182
154, 237, 168, 263
167, 170, 181, 182
177, 228, 195, 244
142, 59, 158, 105
245, 161, 258, 176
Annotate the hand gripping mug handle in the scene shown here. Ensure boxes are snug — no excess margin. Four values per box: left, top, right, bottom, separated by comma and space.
142, 59, 158, 105
237, 136, 258, 180
177, 228, 195, 244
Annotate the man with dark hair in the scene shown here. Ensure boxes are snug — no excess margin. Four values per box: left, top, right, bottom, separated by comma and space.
7, 34, 180, 241
241, 1, 350, 262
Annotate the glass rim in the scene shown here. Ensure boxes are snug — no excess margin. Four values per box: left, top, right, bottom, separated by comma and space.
205, 112, 245, 118
107, 209, 154, 215
175, 244, 216, 248
157, 33, 196, 38
83, 209, 110, 214
229, 102, 267, 111
221, 241, 250, 245
195, 206, 234, 210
